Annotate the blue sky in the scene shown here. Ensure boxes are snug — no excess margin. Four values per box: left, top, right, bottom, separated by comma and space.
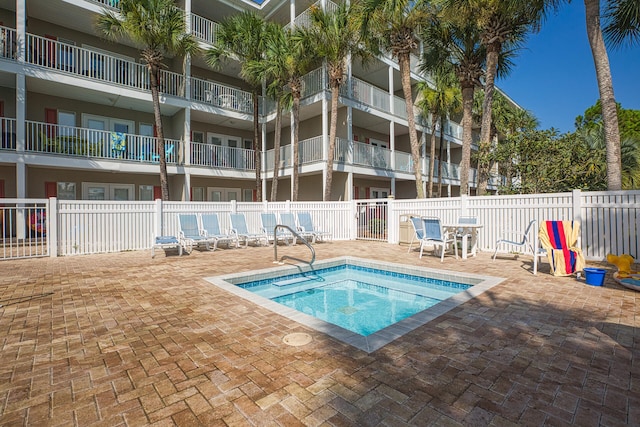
497, 2, 640, 134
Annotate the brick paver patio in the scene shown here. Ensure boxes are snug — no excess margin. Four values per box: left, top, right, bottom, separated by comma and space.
0, 241, 638, 426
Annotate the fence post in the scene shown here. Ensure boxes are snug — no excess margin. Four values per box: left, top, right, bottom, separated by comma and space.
155, 199, 163, 237
350, 199, 358, 240
387, 198, 396, 244
572, 189, 582, 225
263, 199, 268, 212
230, 200, 237, 214
285, 199, 291, 213
460, 194, 468, 216
49, 197, 58, 258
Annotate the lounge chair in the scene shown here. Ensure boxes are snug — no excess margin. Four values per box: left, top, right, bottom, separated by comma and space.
152, 235, 182, 258
229, 213, 266, 247
177, 213, 211, 253
260, 212, 294, 246
410, 216, 458, 262
297, 212, 332, 243
200, 213, 235, 251
538, 220, 585, 276
492, 219, 546, 274
279, 212, 315, 243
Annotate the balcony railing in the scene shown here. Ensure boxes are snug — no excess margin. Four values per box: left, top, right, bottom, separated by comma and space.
285, 0, 339, 30
191, 77, 254, 114
91, 0, 120, 9
25, 121, 178, 164
1, 117, 17, 150
353, 140, 391, 169
25, 34, 184, 97
0, 26, 17, 60
190, 142, 255, 170
191, 13, 219, 45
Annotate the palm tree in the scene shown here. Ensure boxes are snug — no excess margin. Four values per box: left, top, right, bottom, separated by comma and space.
603, 0, 640, 47
584, 0, 623, 190
96, 0, 198, 201
245, 22, 291, 201
303, 3, 371, 201
206, 11, 270, 202
355, 0, 431, 198
416, 70, 461, 197
422, 15, 485, 196
441, 0, 558, 195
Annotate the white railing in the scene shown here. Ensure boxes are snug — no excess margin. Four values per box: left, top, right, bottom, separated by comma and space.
300, 136, 323, 164
335, 137, 349, 163
0, 26, 17, 60
393, 96, 407, 119
446, 120, 463, 140
345, 77, 391, 113
25, 34, 184, 97
1, 117, 16, 150
352, 141, 391, 169
301, 67, 326, 99
395, 151, 413, 172
265, 145, 292, 172
91, 0, 120, 9
190, 13, 219, 45
190, 142, 255, 170
191, 77, 254, 114
25, 121, 178, 164
286, 0, 339, 30
2, 190, 637, 261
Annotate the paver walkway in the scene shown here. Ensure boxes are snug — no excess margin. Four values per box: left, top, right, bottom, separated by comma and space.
0, 242, 638, 426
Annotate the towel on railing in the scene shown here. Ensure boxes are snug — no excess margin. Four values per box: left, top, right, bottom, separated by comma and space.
539, 220, 585, 276
110, 132, 126, 151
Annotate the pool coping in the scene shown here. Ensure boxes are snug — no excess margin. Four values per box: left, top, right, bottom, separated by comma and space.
205, 256, 505, 353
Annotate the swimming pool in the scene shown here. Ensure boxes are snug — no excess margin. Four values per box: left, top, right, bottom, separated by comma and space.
207, 257, 504, 352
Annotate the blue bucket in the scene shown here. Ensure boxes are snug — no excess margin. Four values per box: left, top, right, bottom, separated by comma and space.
583, 268, 606, 286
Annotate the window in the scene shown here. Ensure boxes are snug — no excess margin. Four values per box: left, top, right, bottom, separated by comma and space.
243, 189, 254, 202
207, 187, 241, 202
192, 131, 204, 144
192, 187, 205, 201
82, 183, 135, 200
57, 182, 76, 200
140, 123, 154, 137
139, 185, 154, 201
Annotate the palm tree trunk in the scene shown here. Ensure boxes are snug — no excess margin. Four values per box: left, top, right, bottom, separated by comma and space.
324, 83, 340, 201
148, 64, 169, 201
460, 84, 475, 196
271, 100, 282, 201
477, 44, 500, 196
292, 86, 301, 201
438, 116, 445, 197
428, 118, 437, 198
253, 92, 262, 202
584, 0, 622, 190
399, 52, 424, 198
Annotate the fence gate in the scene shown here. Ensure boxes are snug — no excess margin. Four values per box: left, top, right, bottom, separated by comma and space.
355, 199, 388, 241
0, 199, 50, 260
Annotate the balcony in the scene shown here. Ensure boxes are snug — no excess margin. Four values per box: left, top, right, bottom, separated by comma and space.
191, 77, 254, 114
190, 13, 220, 46
24, 33, 184, 97
190, 142, 255, 170
23, 121, 178, 164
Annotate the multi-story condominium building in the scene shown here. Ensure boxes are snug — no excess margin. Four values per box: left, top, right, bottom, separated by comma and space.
0, 0, 502, 202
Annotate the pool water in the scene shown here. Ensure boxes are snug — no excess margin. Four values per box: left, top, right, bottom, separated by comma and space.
239, 264, 469, 336
207, 257, 503, 352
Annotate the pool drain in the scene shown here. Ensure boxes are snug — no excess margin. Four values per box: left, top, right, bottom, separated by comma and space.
283, 332, 312, 346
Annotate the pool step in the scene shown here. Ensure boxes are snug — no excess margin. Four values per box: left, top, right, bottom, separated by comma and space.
273, 275, 320, 287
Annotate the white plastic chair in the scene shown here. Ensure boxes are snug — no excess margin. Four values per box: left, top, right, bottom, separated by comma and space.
413, 217, 458, 262
492, 219, 546, 274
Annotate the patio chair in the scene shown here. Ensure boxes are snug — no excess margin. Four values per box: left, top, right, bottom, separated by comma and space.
260, 212, 294, 246
229, 213, 266, 248
492, 219, 546, 274
411, 216, 458, 262
200, 213, 235, 251
279, 212, 315, 243
297, 211, 332, 243
152, 235, 182, 258
177, 213, 211, 253
538, 220, 585, 276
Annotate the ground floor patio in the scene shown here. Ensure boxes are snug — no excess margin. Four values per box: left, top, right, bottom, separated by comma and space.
0, 241, 638, 426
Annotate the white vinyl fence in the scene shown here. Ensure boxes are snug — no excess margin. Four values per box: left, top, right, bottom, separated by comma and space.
0, 190, 638, 261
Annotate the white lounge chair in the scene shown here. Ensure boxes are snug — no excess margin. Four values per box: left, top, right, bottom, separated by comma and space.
260, 212, 294, 246
280, 212, 315, 243
178, 213, 211, 253
200, 213, 235, 251
296, 212, 332, 243
152, 235, 182, 258
229, 213, 266, 248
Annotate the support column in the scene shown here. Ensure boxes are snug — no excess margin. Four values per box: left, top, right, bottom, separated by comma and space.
322, 70, 328, 198
261, 121, 267, 200
447, 138, 452, 197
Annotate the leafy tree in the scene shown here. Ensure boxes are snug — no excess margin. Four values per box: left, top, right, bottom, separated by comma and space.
421, 12, 485, 196
575, 100, 640, 143
96, 0, 199, 201
206, 11, 270, 202
356, 0, 431, 198
303, 3, 371, 201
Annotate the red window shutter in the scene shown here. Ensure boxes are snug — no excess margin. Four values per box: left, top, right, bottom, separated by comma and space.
365, 138, 370, 144
0, 179, 5, 198
353, 186, 359, 199
153, 186, 162, 200
365, 187, 370, 199
45, 182, 57, 198
353, 135, 358, 142
45, 108, 57, 139
252, 189, 257, 202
